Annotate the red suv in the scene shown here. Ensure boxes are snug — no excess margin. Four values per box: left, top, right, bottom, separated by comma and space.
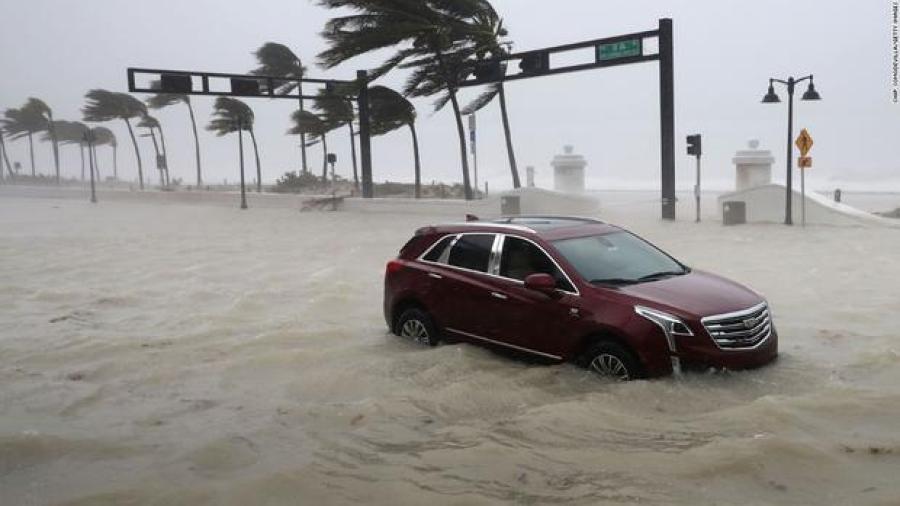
384, 216, 778, 380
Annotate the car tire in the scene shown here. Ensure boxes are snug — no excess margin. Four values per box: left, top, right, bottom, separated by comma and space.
396, 308, 440, 347
583, 341, 642, 381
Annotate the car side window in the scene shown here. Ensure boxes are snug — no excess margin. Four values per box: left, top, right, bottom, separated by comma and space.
422, 235, 456, 263
447, 234, 495, 273
500, 236, 575, 292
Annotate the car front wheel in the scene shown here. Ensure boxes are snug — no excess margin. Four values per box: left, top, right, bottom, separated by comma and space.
584, 342, 642, 381
396, 308, 439, 347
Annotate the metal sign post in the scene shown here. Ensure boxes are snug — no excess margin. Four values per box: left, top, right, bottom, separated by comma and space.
458, 19, 676, 221
468, 114, 478, 196
686, 134, 702, 223
795, 128, 814, 227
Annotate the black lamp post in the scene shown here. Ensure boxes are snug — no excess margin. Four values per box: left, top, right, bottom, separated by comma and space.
762, 75, 821, 225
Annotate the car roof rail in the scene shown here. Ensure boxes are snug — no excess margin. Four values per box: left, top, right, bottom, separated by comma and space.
495, 215, 606, 225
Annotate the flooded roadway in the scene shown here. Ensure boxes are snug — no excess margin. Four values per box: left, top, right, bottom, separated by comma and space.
1, 196, 899, 505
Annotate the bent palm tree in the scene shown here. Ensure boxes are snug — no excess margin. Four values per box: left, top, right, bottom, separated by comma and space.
0, 126, 14, 179
2, 100, 49, 177
23, 99, 61, 183
91, 127, 117, 179
288, 110, 329, 182
47, 120, 89, 180
138, 115, 166, 187
318, 0, 503, 200
251, 42, 309, 174
147, 81, 202, 186
208, 98, 261, 192
368, 86, 422, 198
83, 90, 147, 189
314, 85, 358, 188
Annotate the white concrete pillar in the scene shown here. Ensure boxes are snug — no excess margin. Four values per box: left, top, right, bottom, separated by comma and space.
552, 145, 587, 194
733, 140, 775, 192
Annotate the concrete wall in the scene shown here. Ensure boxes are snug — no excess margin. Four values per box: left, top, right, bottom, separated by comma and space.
718, 184, 900, 228
340, 187, 602, 218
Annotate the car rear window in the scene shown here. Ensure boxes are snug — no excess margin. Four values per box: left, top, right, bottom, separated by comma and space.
448, 234, 495, 272
422, 235, 455, 262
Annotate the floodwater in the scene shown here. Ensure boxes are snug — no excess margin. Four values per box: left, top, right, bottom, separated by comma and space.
1, 193, 899, 505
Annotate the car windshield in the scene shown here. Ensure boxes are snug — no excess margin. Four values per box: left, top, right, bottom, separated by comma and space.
552, 232, 688, 286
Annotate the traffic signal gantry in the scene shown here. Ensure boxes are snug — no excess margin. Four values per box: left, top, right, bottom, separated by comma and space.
459, 18, 677, 221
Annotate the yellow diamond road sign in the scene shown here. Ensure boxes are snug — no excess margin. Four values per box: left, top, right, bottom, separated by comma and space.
795, 129, 814, 157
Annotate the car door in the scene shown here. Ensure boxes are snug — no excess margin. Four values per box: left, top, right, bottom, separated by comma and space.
479, 235, 582, 359
422, 233, 499, 338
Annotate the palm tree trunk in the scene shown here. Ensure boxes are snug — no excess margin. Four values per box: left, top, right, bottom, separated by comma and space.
498, 84, 521, 189
123, 118, 143, 190
27, 131, 35, 177
186, 101, 202, 187
447, 91, 473, 200
299, 83, 308, 174
112, 144, 118, 179
0, 133, 12, 179
147, 128, 163, 188
80, 144, 85, 181
157, 126, 170, 187
92, 144, 100, 182
321, 134, 329, 182
409, 123, 422, 199
348, 122, 359, 191
48, 113, 60, 184
434, 48, 472, 200
249, 128, 262, 192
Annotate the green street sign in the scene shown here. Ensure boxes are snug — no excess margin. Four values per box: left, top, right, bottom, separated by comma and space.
597, 39, 642, 61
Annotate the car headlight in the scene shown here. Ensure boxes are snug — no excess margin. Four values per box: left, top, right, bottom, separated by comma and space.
635, 306, 693, 354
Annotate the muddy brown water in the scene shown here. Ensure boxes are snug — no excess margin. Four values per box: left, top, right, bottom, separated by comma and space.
1, 197, 899, 505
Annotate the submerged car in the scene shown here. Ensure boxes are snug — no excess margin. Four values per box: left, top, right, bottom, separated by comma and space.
383, 216, 778, 380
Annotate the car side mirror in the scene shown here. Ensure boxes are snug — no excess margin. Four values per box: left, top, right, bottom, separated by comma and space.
524, 273, 558, 296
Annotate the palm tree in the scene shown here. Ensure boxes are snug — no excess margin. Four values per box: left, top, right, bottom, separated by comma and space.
2, 99, 50, 177
251, 42, 309, 174
83, 90, 148, 189
368, 86, 422, 198
287, 110, 329, 181
208, 98, 262, 192
0, 126, 13, 179
46, 120, 89, 180
318, 0, 500, 200
459, 7, 520, 188
30, 99, 62, 184
138, 115, 166, 187
91, 127, 118, 180
146, 81, 202, 187
314, 85, 358, 189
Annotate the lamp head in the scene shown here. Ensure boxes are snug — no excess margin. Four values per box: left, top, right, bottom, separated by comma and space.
802, 81, 821, 101
762, 82, 781, 104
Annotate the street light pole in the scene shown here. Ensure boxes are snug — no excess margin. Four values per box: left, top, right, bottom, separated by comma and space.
762, 75, 820, 226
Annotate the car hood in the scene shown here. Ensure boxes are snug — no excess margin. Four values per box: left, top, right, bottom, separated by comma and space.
614, 269, 763, 319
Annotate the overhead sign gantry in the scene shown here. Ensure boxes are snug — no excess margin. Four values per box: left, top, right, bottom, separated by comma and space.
459, 19, 676, 220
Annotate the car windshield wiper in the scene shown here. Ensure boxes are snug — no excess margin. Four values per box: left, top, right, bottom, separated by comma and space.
637, 269, 689, 282
590, 278, 640, 286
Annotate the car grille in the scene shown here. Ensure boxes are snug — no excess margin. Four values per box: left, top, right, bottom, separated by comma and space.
702, 303, 772, 349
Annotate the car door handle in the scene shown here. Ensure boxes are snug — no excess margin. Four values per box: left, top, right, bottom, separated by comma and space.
428, 273, 443, 280
490, 292, 508, 300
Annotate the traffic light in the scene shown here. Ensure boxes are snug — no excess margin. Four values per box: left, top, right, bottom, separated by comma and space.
230, 78, 262, 96
160, 73, 192, 94
472, 61, 505, 82
686, 134, 702, 157
519, 51, 550, 74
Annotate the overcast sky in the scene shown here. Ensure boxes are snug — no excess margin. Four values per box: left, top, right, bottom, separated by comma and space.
1, 0, 898, 191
